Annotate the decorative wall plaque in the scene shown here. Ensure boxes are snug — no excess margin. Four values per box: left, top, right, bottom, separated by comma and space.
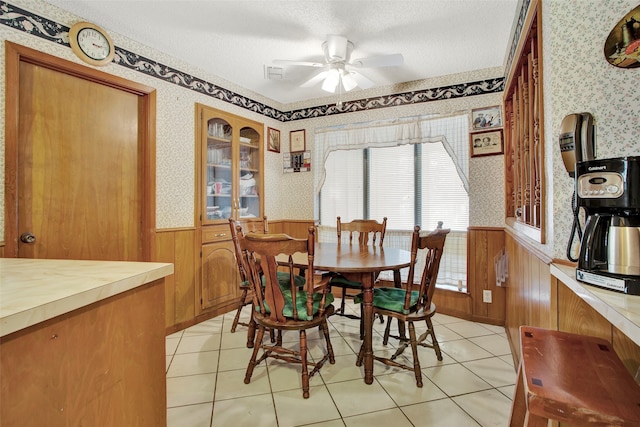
604, 4, 640, 69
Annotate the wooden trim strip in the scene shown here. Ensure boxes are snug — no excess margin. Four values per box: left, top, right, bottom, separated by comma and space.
504, 225, 552, 265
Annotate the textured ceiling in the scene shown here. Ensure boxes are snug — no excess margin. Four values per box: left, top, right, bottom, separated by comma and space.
45, 0, 520, 105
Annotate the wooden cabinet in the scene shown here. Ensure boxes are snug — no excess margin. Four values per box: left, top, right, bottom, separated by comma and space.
196, 104, 264, 315
0, 266, 168, 426
200, 223, 241, 312
201, 238, 238, 311
198, 104, 264, 223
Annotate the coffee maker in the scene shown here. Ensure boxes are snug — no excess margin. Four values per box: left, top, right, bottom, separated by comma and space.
576, 157, 640, 294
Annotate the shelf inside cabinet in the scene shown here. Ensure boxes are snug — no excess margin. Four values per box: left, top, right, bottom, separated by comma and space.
208, 136, 232, 143
239, 141, 259, 149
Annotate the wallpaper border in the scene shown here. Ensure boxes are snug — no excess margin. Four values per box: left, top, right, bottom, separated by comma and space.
1, 1, 506, 121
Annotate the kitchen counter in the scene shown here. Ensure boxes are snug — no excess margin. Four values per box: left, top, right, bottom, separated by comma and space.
551, 264, 640, 347
0, 258, 173, 337
0, 258, 173, 426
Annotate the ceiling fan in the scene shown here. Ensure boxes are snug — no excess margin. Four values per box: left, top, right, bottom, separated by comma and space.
273, 35, 404, 93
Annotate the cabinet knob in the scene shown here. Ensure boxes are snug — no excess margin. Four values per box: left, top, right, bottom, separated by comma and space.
215, 233, 227, 237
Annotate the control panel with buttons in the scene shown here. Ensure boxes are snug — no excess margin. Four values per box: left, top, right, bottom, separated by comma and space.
577, 172, 624, 199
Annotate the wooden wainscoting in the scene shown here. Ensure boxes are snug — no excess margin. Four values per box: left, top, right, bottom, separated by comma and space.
468, 227, 506, 325
501, 229, 640, 378
614, 327, 640, 381
155, 228, 198, 332
432, 227, 507, 326
556, 277, 611, 340
433, 288, 473, 320
504, 229, 553, 361
268, 219, 316, 238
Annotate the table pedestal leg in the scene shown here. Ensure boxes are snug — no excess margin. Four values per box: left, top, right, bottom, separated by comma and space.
361, 273, 374, 384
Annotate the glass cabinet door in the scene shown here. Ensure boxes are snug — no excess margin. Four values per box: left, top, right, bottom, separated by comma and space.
238, 126, 261, 219
205, 117, 233, 221
200, 105, 263, 225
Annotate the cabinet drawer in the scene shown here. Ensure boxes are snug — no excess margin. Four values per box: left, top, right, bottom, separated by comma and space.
202, 224, 231, 243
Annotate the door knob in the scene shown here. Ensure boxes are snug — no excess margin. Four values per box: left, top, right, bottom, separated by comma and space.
20, 232, 36, 244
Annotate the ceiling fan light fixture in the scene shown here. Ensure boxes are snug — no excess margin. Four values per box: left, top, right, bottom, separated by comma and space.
273, 34, 402, 95
322, 67, 340, 92
341, 70, 358, 92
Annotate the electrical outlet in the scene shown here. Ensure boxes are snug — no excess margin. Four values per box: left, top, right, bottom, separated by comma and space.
483, 290, 492, 303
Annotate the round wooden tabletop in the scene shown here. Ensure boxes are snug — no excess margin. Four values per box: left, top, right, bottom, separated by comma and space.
280, 242, 412, 274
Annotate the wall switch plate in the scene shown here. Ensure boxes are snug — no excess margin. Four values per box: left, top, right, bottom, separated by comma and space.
483, 290, 492, 303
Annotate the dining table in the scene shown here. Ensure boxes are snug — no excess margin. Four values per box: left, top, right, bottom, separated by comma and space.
277, 242, 413, 385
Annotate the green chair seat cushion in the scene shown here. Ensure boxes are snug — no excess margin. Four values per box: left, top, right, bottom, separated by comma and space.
260, 290, 335, 321
329, 274, 362, 289
241, 271, 306, 289
353, 287, 419, 315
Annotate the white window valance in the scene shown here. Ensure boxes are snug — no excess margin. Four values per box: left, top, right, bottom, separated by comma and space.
314, 113, 470, 195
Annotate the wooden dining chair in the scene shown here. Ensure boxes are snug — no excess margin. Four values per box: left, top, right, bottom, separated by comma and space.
331, 217, 387, 320
228, 217, 305, 347
238, 226, 335, 398
356, 224, 450, 387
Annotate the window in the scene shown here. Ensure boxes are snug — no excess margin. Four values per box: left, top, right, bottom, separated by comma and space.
320, 143, 468, 231
315, 113, 470, 289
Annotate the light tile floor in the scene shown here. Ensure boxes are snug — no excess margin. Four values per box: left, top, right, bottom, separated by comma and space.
166, 299, 516, 427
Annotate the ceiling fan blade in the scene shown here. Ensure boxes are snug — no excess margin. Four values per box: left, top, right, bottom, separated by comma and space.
273, 59, 325, 68
350, 53, 404, 68
300, 71, 328, 88
351, 72, 375, 89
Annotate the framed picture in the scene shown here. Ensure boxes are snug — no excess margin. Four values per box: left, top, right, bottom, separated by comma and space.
290, 129, 306, 153
471, 105, 502, 130
267, 127, 280, 153
470, 129, 503, 157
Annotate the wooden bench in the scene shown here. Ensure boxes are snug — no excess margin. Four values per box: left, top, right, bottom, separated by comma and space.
509, 326, 640, 426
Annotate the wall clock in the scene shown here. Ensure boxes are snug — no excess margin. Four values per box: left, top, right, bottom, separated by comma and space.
69, 22, 115, 66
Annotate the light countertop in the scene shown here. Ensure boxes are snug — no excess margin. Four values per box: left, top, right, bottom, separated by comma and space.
0, 258, 173, 337
551, 264, 640, 347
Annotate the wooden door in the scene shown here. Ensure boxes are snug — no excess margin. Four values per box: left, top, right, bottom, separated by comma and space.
5, 42, 156, 261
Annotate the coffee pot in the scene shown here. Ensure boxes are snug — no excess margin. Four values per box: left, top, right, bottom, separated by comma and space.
608, 215, 640, 276
576, 157, 640, 294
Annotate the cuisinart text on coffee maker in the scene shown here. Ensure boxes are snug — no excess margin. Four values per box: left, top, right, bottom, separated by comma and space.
576, 157, 640, 294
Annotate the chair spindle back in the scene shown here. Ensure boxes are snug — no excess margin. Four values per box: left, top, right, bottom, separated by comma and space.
229, 217, 268, 282
403, 225, 450, 312
336, 216, 387, 247
239, 226, 327, 322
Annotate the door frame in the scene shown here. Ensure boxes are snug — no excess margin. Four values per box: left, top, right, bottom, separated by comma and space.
4, 41, 157, 259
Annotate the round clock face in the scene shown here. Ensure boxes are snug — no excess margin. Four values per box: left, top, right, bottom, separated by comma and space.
77, 27, 111, 60
69, 22, 115, 66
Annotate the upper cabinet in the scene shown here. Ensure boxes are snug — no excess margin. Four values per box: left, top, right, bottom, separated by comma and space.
197, 104, 264, 225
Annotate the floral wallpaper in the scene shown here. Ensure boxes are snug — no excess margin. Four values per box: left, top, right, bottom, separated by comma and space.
0, 0, 507, 239
268, 82, 506, 225
542, 0, 640, 260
